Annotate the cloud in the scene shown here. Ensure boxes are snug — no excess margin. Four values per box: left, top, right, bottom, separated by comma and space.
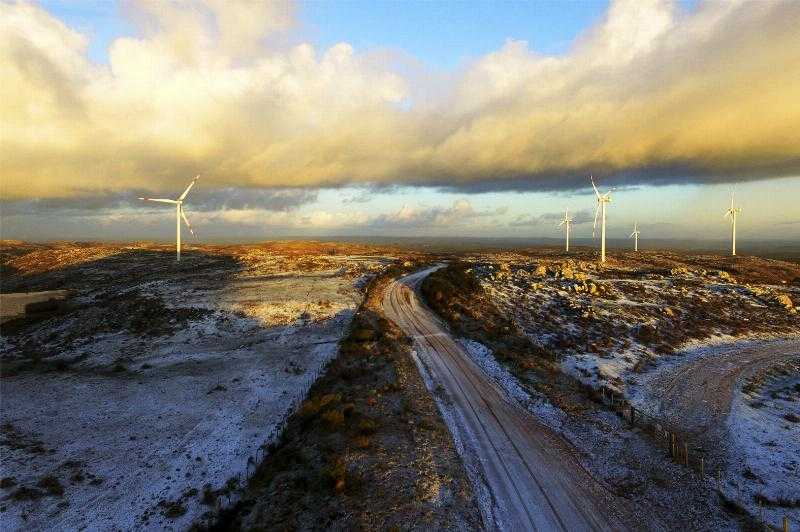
0, 187, 316, 215
372, 199, 505, 228
510, 208, 595, 227
188, 198, 501, 230
2, 0, 799, 202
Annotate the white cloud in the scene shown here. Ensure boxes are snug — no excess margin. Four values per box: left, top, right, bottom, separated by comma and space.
2, 0, 799, 202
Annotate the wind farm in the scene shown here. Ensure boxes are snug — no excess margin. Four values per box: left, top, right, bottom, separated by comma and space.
2, 1, 799, 532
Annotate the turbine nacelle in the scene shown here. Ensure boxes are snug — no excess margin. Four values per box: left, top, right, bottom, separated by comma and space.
558, 209, 573, 228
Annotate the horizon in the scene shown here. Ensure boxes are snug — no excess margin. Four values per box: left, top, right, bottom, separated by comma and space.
1, 0, 799, 242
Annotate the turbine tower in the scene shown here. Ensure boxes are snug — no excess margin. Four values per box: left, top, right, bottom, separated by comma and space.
139, 175, 199, 261
629, 222, 641, 252
724, 192, 742, 256
558, 209, 573, 252
591, 176, 613, 263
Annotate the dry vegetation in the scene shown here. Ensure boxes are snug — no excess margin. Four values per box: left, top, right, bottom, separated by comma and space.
420, 249, 800, 529
0, 240, 423, 530
211, 265, 481, 531
465, 249, 799, 392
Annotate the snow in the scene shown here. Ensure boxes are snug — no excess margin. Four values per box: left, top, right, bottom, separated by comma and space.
456, 338, 566, 431
0, 256, 387, 531
727, 358, 800, 526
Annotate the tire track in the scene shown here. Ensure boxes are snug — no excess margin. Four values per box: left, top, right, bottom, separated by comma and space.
383, 267, 638, 531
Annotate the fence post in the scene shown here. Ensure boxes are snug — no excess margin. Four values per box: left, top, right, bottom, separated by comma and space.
784, 516, 789, 532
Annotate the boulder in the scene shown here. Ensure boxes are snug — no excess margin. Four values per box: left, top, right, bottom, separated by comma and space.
559, 266, 575, 280
774, 293, 794, 310
717, 270, 736, 283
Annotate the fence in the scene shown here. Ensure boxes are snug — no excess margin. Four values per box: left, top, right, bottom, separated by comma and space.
590, 384, 798, 531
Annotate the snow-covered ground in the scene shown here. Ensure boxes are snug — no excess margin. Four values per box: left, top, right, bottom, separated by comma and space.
0, 246, 391, 530
468, 252, 800, 529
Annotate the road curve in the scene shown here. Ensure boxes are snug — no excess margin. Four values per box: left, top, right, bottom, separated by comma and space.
382, 267, 637, 531
647, 339, 800, 437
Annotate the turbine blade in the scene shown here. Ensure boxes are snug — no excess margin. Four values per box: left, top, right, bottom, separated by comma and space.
592, 204, 600, 238
590, 176, 601, 199
180, 206, 196, 237
178, 175, 199, 201
140, 198, 179, 204
629, 232, 635, 238
558, 220, 565, 228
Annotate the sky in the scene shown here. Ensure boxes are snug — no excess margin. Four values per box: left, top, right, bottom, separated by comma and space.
1, 0, 799, 243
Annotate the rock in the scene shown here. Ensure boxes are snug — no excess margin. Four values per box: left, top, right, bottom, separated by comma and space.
717, 270, 736, 283
662, 307, 675, 317
402, 260, 413, 268
748, 286, 767, 297
774, 293, 794, 310
559, 266, 575, 280
670, 267, 689, 276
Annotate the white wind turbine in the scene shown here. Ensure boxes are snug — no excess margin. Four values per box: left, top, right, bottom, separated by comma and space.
591, 176, 613, 263
139, 175, 199, 262
629, 221, 641, 252
724, 192, 742, 256
558, 209, 573, 252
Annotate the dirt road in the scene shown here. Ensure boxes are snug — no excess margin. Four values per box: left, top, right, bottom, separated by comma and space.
645, 339, 800, 440
383, 267, 638, 531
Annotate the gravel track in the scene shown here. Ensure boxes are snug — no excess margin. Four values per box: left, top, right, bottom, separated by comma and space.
383, 267, 641, 531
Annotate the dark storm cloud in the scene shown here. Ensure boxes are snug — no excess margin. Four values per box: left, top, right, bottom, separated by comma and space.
0, 188, 318, 216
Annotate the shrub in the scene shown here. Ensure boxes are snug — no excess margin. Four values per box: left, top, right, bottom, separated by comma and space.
324, 456, 347, 493
321, 409, 345, 430
201, 483, 216, 506
37, 475, 64, 496
351, 327, 376, 342
358, 418, 378, 435
353, 435, 371, 449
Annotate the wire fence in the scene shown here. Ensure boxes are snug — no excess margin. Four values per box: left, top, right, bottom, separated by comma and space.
589, 384, 799, 531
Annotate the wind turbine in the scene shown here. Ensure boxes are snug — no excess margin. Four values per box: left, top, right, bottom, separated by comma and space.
724, 192, 742, 256
558, 209, 573, 252
139, 175, 199, 262
629, 221, 641, 252
591, 176, 613, 263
